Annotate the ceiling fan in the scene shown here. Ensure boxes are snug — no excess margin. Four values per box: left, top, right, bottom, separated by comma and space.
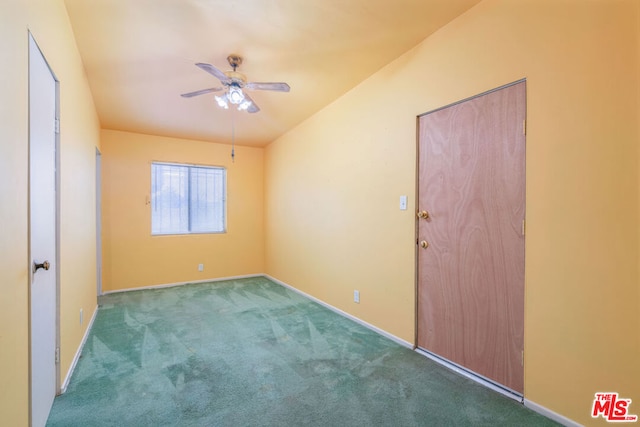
181, 55, 290, 114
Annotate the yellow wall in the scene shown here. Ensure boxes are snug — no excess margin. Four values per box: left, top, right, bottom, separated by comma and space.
0, 0, 100, 425
2, 0, 637, 425
101, 130, 264, 292
265, 0, 639, 425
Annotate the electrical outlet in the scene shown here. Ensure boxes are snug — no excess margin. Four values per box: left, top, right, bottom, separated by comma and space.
198, 264, 204, 272
354, 290, 360, 303
80, 308, 83, 325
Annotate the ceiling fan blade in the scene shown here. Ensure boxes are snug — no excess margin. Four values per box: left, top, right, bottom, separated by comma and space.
195, 63, 230, 83
245, 82, 290, 92
241, 92, 260, 113
180, 87, 223, 98
247, 103, 260, 114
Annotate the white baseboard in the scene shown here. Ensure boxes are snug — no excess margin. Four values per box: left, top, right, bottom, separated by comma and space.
60, 304, 98, 393
100, 274, 264, 295
524, 399, 583, 427
71, 274, 581, 427
102, 273, 412, 349
102, 274, 414, 349
264, 274, 414, 349
260, 279, 582, 426
61, 274, 264, 392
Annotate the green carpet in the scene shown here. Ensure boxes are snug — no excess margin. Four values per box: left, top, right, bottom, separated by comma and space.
46, 277, 558, 426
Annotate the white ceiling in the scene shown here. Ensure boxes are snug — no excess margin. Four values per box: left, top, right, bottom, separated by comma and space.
64, 0, 481, 147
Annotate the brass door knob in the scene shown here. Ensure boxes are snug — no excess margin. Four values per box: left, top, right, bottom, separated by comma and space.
417, 210, 430, 220
420, 240, 429, 249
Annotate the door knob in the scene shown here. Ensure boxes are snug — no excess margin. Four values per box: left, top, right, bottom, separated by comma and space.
33, 260, 50, 273
420, 240, 429, 249
417, 210, 430, 220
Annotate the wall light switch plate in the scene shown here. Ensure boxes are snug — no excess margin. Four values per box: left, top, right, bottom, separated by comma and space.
198, 264, 204, 272
354, 290, 360, 303
399, 195, 408, 210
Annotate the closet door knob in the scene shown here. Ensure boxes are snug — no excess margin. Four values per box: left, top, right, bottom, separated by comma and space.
33, 260, 51, 273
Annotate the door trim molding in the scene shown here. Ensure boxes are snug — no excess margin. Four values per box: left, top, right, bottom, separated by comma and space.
96, 148, 102, 296
54, 48, 61, 397
417, 78, 527, 119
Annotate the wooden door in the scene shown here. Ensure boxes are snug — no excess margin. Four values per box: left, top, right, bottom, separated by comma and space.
417, 81, 526, 394
29, 33, 59, 427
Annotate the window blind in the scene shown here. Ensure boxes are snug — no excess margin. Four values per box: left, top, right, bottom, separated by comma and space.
151, 163, 226, 235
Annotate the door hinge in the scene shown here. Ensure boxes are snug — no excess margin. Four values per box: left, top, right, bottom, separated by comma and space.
54, 118, 60, 134
55, 347, 60, 364
521, 350, 524, 366
522, 220, 526, 236
522, 119, 526, 136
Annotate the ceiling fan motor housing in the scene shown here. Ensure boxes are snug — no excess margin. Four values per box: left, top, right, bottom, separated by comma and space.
224, 70, 247, 86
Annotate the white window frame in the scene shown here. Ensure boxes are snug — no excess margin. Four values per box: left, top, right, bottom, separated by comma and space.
151, 162, 227, 235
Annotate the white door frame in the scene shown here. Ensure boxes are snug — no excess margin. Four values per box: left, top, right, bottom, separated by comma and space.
28, 31, 61, 426
96, 148, 102, 296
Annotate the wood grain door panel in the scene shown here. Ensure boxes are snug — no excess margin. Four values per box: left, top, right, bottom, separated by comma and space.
417, 82, 526, 393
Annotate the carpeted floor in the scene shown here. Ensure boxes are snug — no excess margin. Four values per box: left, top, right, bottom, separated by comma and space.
46, 277, 558, 426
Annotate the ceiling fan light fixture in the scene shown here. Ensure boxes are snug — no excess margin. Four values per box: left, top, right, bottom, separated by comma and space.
214, 94, 229, 109
228, 86, 245, 104
185, 56, 289, 115
237, 99, 252, 111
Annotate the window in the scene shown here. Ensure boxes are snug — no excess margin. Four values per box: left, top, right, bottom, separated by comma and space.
151, 162, 226, 235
